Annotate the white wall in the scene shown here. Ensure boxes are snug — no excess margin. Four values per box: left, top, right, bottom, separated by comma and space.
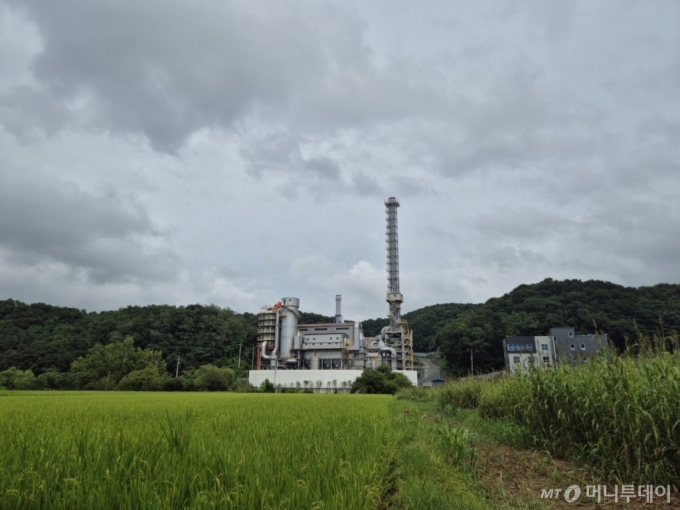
535, 335, 555, 368
508, 335, 555, 374
248, 369, 418, 389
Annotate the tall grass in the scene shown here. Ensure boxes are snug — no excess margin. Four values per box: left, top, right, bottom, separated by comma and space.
523, 346, 680, 486
438, 379, 482, 410
437, 334, 680, 487
0, 392, 396, 509
476, 375, 528, 421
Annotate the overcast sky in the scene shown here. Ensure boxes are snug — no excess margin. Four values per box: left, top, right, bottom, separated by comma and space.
1, 1, 679, 320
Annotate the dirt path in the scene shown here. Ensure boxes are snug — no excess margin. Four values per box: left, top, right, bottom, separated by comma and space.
474, 439, 680, 509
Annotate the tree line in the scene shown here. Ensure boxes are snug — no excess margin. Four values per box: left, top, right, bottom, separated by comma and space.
0, 337, 239, 391
1, 278, 679, 385
433, 279, 680, 375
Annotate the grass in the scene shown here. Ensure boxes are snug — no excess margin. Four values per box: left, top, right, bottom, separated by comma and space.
9, 346, 674, 510
521, 348, 680, 486
431, 334, 680, 489
393, 394, 560, 509
387, 399, 487, 509
446, 408, 535, 450
0, 392, 397, 509
1, 390, 497, 509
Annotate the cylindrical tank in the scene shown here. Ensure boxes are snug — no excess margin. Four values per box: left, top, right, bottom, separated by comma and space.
278, 297, 300, 359
282, 297, 300, 309
310, 353, 320, 370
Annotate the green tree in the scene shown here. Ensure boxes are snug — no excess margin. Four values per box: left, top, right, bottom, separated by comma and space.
162, 377, 185, 391
71, 337, 163, 389
118, 366, 165, 391
261, 379, 275, 393
0, 367, 37, 389
193, 365, 235, 391
350, 365, 412, 394
36, 369, 60, 389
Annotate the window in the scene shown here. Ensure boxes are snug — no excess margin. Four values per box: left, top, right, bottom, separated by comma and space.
314, 328, 328, 331
507, 344, 516, 352
542, 356, 550, 363
581, 344, 586, 351
541, 344, 548, 351
525, 344, 533, 351
528, 355, 534, 363
513, 356, 520, 363
570, 344, 575, 351
569, 332, 574, 338
582, 356, 587, 362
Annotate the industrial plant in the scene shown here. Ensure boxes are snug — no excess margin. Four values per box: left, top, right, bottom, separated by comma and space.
248, 198, 417, 390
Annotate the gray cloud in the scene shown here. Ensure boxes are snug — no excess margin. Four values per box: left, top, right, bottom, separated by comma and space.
352, 172, 383, 197
0, 168, 178, 284
7, 0, 376, 151
0, 85, 70, 141
0, 0, 678, 315
471, 207, 572, 241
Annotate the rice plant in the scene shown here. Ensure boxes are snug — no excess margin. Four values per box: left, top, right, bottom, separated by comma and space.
0, 392, 396, 510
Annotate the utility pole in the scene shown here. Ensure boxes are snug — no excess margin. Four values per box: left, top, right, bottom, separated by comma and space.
470, 349, 474, 376
175, 354, 180, 378
238, 343, 243, 369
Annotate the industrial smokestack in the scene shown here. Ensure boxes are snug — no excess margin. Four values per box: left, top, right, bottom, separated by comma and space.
385, 197, 403, 329
334, 294, 343, 323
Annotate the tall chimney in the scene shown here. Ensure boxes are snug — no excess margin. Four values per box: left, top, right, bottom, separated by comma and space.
385, 197, 403, 329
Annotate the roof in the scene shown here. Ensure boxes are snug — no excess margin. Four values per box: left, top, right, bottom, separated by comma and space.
298, 322, 355, 327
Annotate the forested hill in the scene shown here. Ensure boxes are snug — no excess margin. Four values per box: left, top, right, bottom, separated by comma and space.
1, 278, 679, 377
434, 279, 680, 375
0, 302, 261, 376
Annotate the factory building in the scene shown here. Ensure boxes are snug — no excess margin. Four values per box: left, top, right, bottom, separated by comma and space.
503, 327, 609, 374
248, 198, 417, 391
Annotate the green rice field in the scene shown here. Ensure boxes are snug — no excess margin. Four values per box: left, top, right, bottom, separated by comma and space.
0, 392, 397, 510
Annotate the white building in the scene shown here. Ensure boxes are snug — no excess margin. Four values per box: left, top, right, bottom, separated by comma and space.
503, 327, 608, 374
503, 335, 555, 374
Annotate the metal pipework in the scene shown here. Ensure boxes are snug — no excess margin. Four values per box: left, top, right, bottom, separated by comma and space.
380, 326, 389, 345
379, 347, 398, 371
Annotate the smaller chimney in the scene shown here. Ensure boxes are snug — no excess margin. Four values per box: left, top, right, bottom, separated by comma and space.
334, 295, 343, 323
